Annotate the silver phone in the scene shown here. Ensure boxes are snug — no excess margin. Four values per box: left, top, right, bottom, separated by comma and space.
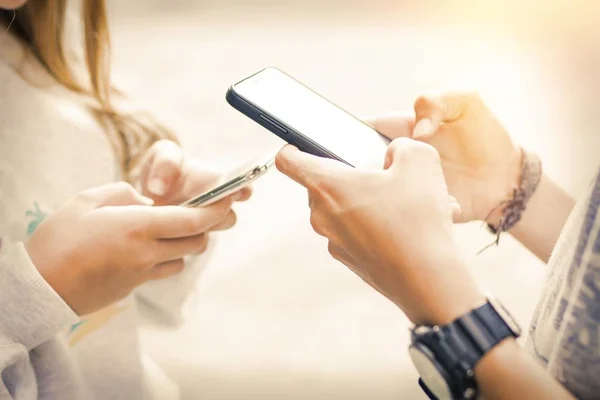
180, 155, 276, 208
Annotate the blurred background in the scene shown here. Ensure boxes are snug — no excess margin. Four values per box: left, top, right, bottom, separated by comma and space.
105, 1, 599, 399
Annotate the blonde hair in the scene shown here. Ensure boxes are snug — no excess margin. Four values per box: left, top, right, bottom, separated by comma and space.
0, 0, 178, 180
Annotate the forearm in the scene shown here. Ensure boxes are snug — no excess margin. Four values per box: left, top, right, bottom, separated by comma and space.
419, 252, 575, 399
508, 173, 574, 263
475, 338, 574, 399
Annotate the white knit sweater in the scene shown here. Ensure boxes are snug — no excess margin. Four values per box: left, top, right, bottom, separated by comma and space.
0, 30, 204, 400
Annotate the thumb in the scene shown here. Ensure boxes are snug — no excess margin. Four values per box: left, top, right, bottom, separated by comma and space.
142, 140, 184, 198
449, 195, 462, 221
363, 111, 415, 141
412, 92, 471, 139
83, 182, 155, 207
275, 145, 347, 189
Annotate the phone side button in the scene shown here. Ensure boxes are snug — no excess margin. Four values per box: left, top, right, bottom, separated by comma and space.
259, 114, 288, 134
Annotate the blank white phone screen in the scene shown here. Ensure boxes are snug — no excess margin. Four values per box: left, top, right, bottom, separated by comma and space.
233, 68, 389, 169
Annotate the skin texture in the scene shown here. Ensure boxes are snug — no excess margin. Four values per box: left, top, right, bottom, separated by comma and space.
26, 140, 251, 315
276, 91, 577, 399
505, 173, 574, 262
366, 92, 523, 225
276, 141, 483, 326
0, 0, 28, 10
276, 142, 576, 400
367, 93, 574, 262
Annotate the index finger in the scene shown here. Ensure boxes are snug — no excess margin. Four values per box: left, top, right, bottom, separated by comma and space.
363, 111, 415, 141
275, 145, 346, 189
275, 145, 323, 188
135, 197, 234, 239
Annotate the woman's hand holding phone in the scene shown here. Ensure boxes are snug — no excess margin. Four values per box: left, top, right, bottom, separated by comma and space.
369, 93, 574, 262
138, 139, 252, 230
366, 93, 522, 224
276, 142, 483, 326
25, 182, 237, 316
26, 140, 254, 316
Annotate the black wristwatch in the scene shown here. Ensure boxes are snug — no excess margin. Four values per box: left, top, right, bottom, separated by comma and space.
409, 298, 521, 400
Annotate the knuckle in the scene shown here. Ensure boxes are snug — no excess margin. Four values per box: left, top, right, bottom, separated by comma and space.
126, 219, 150, 240
206, 201, 233, 227
169, 259, 186, 275
308, 178, 332, 202
415, 140, 439, 156
196, 234, 210, 253
274, 153, 288, 173
221, 195, 235, 210
113, 181, 135, 193
185, 212, 207, 235
327, 241, 337, 257
389, 137, 411, 152
420, 143, 441, 161
138, 247, 159, 268
213, 196, 234, 214
461, 92, 484, 113
227, 211, 237, 228
387, 137, 411, 160
75, 188, 97, 203
173, 262, 185, 275
414, 95, 434, 111
309, 213, 326, 237
117, 182, 139, 201
465, 91, 482, 103
402, 140, 439, 162
122, 235, 156, 267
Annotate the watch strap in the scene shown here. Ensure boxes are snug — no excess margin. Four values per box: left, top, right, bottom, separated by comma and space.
415, 300, 519, 399
458, 302, 514, 358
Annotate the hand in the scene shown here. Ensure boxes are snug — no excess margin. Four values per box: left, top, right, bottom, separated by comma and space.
276, 141, 485, 325
138, 140, 252, 231
25, 182, 234, 315
367, 93, 522, 223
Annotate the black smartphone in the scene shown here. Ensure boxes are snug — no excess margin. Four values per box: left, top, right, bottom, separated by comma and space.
226, 67, 390, 169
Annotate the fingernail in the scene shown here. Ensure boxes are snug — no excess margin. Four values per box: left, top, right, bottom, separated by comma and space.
140, 195, 155, 206
413, 118, 435, 138
232, 191, 242, 201
148, 178, 167, 197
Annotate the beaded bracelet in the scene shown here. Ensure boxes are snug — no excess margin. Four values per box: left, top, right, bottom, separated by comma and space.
479, 149, 542, 253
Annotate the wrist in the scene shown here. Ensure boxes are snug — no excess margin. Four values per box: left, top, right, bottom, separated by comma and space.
410, 297, 523, 400
404, 246, 486, 326
25, 240, 80, 315
486, 149, 544, 245
474, 336, 518, 375
473, 337, 523, 398
424, 287, 487, 326
478, 147, 523, 225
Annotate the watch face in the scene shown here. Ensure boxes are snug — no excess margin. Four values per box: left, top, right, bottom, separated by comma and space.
488, 297, 522, 337
409, 344, 453, 400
